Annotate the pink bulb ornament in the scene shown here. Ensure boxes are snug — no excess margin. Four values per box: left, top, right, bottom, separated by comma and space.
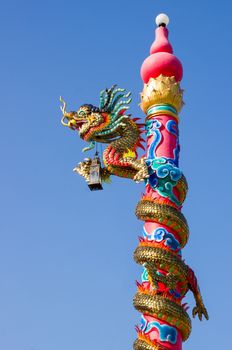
141, 14, 183, 83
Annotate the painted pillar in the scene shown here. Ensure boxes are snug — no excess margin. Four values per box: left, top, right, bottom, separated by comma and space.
134, 17, 190, 350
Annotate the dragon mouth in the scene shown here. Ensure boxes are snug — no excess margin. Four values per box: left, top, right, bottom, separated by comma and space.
78, 120, 91, 137
75, 120, 86, 130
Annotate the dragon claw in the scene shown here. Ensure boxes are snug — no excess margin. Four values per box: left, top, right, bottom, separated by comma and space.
133, 174, 144, 182
192, 305, 209, 321
133, 164, 149, 183
73, 159, 92, 182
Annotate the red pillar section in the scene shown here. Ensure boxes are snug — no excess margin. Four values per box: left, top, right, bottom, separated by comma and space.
133, 15, 208, 350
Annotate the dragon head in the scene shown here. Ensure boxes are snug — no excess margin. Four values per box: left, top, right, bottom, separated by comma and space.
60, 85, 132, 151
60, 99, 109, 141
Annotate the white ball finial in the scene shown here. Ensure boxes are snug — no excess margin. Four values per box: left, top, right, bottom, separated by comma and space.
155, 13, 169, 27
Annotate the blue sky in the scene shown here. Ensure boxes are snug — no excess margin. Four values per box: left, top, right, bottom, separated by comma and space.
0, 1, 231, 349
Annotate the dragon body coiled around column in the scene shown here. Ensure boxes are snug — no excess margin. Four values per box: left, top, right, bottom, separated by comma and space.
133, 76, 208, 350
60, 76, 208, 350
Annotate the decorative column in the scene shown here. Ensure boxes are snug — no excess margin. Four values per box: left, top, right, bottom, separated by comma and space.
60, 12, 208, 350
133, 14, 208, 350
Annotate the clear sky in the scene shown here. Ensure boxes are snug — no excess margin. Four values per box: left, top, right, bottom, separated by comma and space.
0, 1, 231, 349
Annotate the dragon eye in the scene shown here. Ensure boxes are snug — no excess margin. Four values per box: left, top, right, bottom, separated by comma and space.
78, 110, 86, 117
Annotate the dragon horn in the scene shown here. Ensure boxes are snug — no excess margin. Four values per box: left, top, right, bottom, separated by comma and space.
60, 96, 67, 115
60, 96, 70, 127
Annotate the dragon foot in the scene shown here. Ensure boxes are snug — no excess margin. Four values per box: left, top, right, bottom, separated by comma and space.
73, 159, 111, 184
134, 170, 149, 182
192, 305, 209, 321
192, 294, 209, 321
73, 158, 91, 182
133, 160, 149, 183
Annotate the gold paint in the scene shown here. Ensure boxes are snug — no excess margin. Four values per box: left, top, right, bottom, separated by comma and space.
134, 339, 157, 350
134, 338, 164, 350
123, 149, 136, 158
134, 336, 170, 350
140, 75, 184, 114
134, 246, 188, 279
135, 200, 189, 247
133, 292, 191, 341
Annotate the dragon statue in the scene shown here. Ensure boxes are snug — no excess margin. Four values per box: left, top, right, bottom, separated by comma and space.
60, 16, 209, 350
60, 81, 208, 349
60, 85, 148, 183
